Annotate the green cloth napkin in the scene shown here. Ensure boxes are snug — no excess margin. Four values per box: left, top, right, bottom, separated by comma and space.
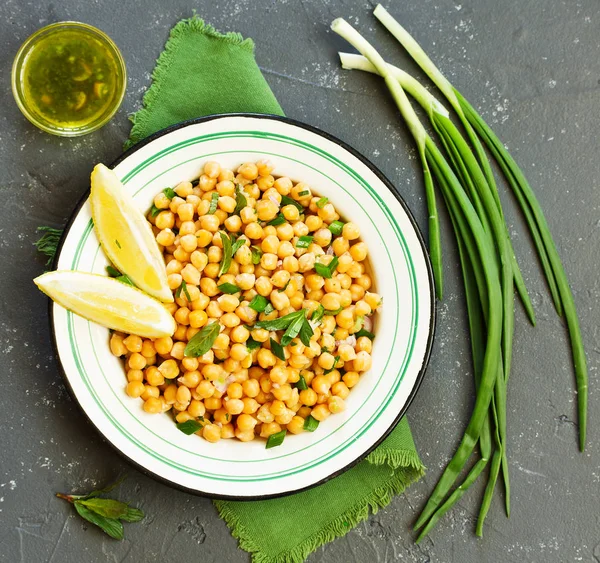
127, 17, 425, 563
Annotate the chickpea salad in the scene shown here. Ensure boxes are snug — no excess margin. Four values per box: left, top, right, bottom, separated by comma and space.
109, 160, 382, 448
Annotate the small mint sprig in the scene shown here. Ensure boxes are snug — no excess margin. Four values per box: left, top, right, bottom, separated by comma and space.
56, 477, 144, 540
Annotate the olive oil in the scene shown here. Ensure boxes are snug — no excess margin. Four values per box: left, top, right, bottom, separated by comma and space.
23, 30, 119, 127
12, 22, 126, 136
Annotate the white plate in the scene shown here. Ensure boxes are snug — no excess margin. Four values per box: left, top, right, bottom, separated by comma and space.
51, 114, 435, 499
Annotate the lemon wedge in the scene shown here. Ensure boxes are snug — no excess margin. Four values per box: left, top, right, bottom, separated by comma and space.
90, 163, 173, 302
35, 271, 176, 338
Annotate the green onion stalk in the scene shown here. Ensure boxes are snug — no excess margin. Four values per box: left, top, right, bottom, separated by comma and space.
339, 52, 513, 518
331, 17, 504, 539
372, 4, 587, 452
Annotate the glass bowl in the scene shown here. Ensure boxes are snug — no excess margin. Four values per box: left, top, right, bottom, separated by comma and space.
11, 21, 127, 137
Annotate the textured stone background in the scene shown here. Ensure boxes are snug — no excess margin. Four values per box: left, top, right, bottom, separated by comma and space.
1, 0, 598, 561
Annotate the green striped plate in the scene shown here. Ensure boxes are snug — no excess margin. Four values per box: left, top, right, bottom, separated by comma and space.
51, 114, 435, 499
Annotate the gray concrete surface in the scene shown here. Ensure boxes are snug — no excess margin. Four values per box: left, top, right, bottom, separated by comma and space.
1, 0, 598, 561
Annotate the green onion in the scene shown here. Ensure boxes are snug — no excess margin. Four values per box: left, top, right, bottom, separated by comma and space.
316, 197, 328, 209
303, 416, 319, 432
266, 430, 286, 449
234, 185, 247, 215
218, 232, 233, 276
295, 375, 308, 391
184, 322, 220, 357
267, 214, 286, 226
281, 194, 304, 212
296, 235, 313, 248
106, 265, 121, 278
251, 246, 263, 265
249, 295, 269, 312
355, 327, 375, 340
328, 220, 344, 236
332, 15, 503, 540
176, 420, 203, 435
163, 187, 176, 199
176, 279, 192, 301
270, 338, 286, 361
298, 189, 310, 197
208, 192, 219, 214
314, 256, 339, 279
218, 283, 241, 294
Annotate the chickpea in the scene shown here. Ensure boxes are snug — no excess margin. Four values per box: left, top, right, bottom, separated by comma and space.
126, 380, 145, 398
110, 334, 127, 356
260, 422, 282, 438
260, 253, 278, 271
354, 351, 373, 372
243, 378, 260, 398
312, 375, 331, 394
203, 424, 221, 443
313, 228, 332, 247
155, 211, 175, 230
311, 404, 331, 421
143, 397, 163, 414
123, 335, 142, 353
256, 200, 279, 221
321, 293, 341, 311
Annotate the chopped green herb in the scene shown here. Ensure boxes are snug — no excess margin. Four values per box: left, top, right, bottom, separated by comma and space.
176, 420, 203, 435
218, 232, 233, 276
218, 283, 241, 294
295, 375, 308, 390
316, 197, 329, 209
246, 337, 261, 351
251, 246, 263, 265
234, 185, 247, 215
115, 239, 122, 249
303, 415, 320, 432
266, 430, 287, 449
56, 478, 143, 540
150, 204, 163, 218
298, 319, 314, 347
175, 279, 192, 301
298, 189, 310, 197
324, 306, 343, 316
115, 275, 134, 286
314, 256, 339, 279
231, 238, 246, 255
208, 192, 219, 214
281, 194, 304, 212
352, 315, 364, 333
249, 295, 269, 312
255, 309, 306, 332
296, 235, 313, 249
225, 413, 230, 421
163, 187, 176, 199
184, 322, 220, 357
267, 213, 286, 226
263, 302, 275, 315
290, 341, 298, 347
270, 338, 286, 361
106, 265, 120, 277
311, 304, 325, 324
278, 280, 291, 292
324, 356, 340, 375
328, 220, 344, 236
355, 327, 375, 340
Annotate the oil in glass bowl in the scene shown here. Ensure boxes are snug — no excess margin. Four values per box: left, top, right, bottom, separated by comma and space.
12, 22, 126, 136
